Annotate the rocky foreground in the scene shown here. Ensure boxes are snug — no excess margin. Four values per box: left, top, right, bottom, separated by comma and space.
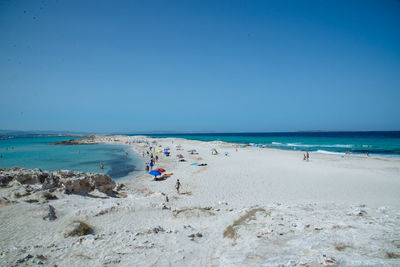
0, 167, 117, 196
0, 167, 399, 266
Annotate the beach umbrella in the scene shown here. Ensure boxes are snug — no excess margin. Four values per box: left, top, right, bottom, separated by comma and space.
156, 168, 166, 173
163, 151, 170, 155
177, 154, 184, 158
149, 170, 161, 177
157, 149, 163, 153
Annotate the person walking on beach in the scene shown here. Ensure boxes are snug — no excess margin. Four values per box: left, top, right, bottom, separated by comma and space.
306, 152, 310, 161
155, 155, 159, 162
175, 179, 182, 194
145, 164, 149, 172
150, 161, 153, 171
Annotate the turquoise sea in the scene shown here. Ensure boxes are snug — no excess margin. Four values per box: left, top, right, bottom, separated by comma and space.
1, 132, 399, 178
144, 131, 400, 157
0, 136, 144, 180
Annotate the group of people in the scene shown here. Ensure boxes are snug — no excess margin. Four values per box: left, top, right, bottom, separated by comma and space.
144, 142, 183, 194
303, 152, 310, 161
145, 151, 159, 172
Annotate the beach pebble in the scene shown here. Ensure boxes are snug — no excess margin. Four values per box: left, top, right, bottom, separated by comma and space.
102, 255, 121, 265
32, 258, 44, 265
347, 208, 367, 216
323, 255, 337, 265
152, 226, 165, 233
16, 254, 33, 264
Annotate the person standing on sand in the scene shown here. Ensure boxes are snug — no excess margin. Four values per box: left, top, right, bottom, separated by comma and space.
306, 152, 310, 161
150, 161, 153, 171
176, 179, 182, 194
145, 164, 149, 172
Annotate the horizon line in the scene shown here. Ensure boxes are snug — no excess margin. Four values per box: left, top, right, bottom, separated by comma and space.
1, 129, 400, 136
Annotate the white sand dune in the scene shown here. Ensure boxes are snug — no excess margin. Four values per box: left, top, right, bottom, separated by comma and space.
1, 135, 399, 266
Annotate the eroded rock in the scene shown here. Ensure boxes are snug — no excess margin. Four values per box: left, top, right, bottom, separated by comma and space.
43, 205, 57, 221
0, 168, 116, 196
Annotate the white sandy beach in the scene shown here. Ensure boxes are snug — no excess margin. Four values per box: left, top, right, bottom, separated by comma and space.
1, 135, 400, 266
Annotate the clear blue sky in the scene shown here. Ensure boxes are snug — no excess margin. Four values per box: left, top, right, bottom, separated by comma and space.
1, 0, 399, 133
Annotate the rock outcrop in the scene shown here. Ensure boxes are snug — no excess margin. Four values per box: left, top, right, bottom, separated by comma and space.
50, 136, 98, 145
0, 168, 116, 196
43, 205, 57, 221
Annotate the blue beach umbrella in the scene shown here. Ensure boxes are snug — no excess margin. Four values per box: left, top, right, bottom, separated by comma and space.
149, 170, 161, 177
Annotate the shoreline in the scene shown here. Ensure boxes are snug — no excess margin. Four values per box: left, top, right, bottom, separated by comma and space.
93, 134, 400, 208
141, 133, 400, 159
115, 145, 147, 182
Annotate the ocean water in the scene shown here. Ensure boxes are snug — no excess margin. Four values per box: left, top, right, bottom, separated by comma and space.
144, 131, 400, 157
0, 136, 145, 180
